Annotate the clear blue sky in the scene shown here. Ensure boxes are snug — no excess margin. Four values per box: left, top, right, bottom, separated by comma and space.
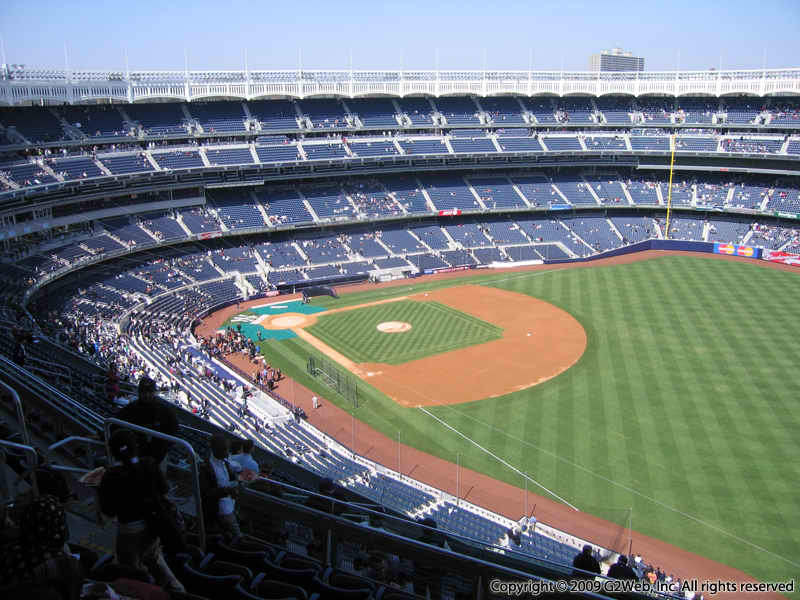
2, 0, 799, 72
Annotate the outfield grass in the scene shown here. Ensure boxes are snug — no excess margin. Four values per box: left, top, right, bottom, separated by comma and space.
251, 256, 800, 593
306, 300, 503, 364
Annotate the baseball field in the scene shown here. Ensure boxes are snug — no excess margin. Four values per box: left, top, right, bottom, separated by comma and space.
219, 253, 800, 595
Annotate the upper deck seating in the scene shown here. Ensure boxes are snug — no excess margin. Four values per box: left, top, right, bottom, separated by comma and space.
481, 96, 526, 124
124, 103, 188, 135
347, 98, 400, 128
397, 97, 435, 125
520, 97, 556, 123
248, 100, 300, 130
188, 101, 247, 133
433, 97, 480, 125
0, 106, 65, 142
59, 105, 129, 137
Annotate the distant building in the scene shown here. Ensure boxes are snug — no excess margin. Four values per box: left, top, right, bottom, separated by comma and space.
590, 48, 644, 72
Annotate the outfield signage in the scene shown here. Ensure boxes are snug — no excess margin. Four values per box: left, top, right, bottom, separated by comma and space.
424, 265, 473, 275
774, 211, 800, 220
438, 209, 462, 216
762, 250, 800, 266
713, 243, 760, 258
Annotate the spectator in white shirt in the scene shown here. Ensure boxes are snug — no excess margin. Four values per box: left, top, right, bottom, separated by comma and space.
231, 438, 260, 474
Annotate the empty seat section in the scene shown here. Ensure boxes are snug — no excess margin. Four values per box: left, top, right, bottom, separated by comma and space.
51, 156, 103, 180
100, 153, 154, 174
630, 136, 670, 151
255, 144, 300, 162
677, 98, 717, 123
299, 99, 348, 128
625, 177, 661, 205
556, 98, 594, 123
380, 228, 427, 254
302, 142, 348, 160
610, 215, 657, 244
189, 101, 247, 132
583, 174, 626, 205
562, 216, 620, 252
483, 221, 529, 245
434, 96, 480, 124
469, 177, 527, 209
543, 136, 581, 151
125, 103, 187, 135
256, 187, 314, 225
348, 98, 400, 128
348, 140, 399, 157
675, 137, 718, 152
153, 150, 204, 169
409, 225, 449, 250
140, 212, 186, 241
179, 207, 222, 233
248, 100, 300, 130
59, 105, 128, 137
481, 96, 525, 124
398, 138, 448, 155
496, 136, 543, 152
724, 98, 761, 124
209, 189, 267, 229
205, 147, 254, 165
420, 175, 480, 211
511, 175, 556, 207
301, 185, 355, 220
552, 176, 597, 205
450, 137, 496, 153
397, 97, 435, 125
521, 97, 556, 123
596, 97, 632, 124
0, 106, 65, 142
445, 223, 491, 247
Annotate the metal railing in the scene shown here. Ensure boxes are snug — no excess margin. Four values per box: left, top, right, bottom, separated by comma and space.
103, 417, 205, 550
0, 379, 30, 447
0, 439, 39, 501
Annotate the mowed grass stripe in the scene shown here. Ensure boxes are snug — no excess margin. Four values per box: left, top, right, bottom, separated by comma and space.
307, 300, 503, 364
251, 256, 800, 592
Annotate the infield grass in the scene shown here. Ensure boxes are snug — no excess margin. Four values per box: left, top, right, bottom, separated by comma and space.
250, 255, 800, 594
306, 300, 503, 364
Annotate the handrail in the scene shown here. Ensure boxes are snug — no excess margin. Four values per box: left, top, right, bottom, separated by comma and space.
0, 355, 103, 433
103, 417, 205, 550
240, 484, 616, 600
0, 439, 39, 499
0, 380, 30, 447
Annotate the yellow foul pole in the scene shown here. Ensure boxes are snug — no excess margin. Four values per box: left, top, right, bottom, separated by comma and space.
665, 133, 677, 239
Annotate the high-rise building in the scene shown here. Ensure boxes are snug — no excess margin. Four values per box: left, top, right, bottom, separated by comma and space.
590, 48, 644, 72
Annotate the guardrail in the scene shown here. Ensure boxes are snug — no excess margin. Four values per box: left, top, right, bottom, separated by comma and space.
103, 417, 206, 550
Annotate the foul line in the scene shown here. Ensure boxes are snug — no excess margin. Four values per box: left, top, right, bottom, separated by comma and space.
417, 406, 579, 511
439, 404, 800, 570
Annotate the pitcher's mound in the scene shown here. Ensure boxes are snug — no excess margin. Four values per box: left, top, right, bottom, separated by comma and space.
377, 321, 412, 333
